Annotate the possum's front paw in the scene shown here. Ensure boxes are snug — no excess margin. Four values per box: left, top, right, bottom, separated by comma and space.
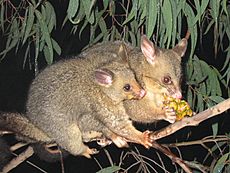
164, 106, 177, 123
97, 138, 112, 147
82, 147, 99, 158
141, 130, 154, 148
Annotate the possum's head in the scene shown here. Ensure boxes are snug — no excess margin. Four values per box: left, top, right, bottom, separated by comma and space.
94, 44, 146, 103
139, 35, 187, 99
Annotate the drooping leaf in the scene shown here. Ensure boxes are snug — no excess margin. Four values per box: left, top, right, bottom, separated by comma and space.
67, 0, 80, 22
34, 25, 40, 75
146, 0, 157, 38
20, 8, 28, 41
51, 38, 61, 55
1, 3, 4, 31
22, 4, 35, 44
213, 153, 229, 173
69, 1, 85, 25
122, 5, 136, 25
43, 45, 52, 65
0, 18, 19, 57
210, 0, 220, 24
82, 0, 95, 24
128, 31, 136, 46
44, 1, 56, 32
184, 2, 197, 56
35, 10, 53, 64
212, 122, 218, 137
96, 166, 121, 173
209, 96, 225, 103
162, 0, 173, 48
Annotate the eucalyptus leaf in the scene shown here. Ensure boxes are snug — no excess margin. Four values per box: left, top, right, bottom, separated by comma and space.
221, 47, 230, 71
187, 87, 193, 106
34, 26, 40, 74
193, 0, 201, 25
79, 19, 89, 39
162, 0, 172, 48
51, 38, 61, 55
43, 45, 52, 65
44, 1, 56, 32
21, 8, 28, 40
96, 166, 121, 173
70, 1, 85, 25
23, 43, 30, 69
67, 0, 79, 21
22, 4, 35, 44
35, 10, 53, 64
82, 0, 95, 24
212, 123, 218, 137
200, 0, 209, 15
128, 31, 136, 46
204, 20, 215, 35
184, 2, 197, 56
146, 0, 157, 38
170, 0, 177, 46
122, 6, 135, 25
197, 93, 204, 112
213, 153, 229, 173
208, 96, 225, 104
102, 0, 110, 9
0, 35, 18, 57
210, 0, 220, 23
1, 3, 4, 31
0, 18, 19, 57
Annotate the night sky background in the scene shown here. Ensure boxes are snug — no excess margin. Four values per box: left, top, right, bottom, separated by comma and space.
0, 1, 229, 173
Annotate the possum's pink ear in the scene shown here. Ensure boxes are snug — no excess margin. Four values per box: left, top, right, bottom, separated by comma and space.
95, 68, 114, 87
141, 35, 157, 64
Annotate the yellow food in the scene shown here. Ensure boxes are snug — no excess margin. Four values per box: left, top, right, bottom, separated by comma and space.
163, 95, 193, 121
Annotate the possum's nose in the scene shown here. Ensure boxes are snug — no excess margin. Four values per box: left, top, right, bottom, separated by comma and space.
171, 91, 182, 99
138, 89, 146, 99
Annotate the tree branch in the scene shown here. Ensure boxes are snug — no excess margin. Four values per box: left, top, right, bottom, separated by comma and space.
150, 98, 230, 141
2, 146, 34, 173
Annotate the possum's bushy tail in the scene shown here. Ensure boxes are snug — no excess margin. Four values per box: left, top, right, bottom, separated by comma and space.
0, 138, 12, 171
32, 143, 69, 162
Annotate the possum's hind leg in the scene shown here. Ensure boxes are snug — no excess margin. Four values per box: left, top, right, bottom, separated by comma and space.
46, 122, 98, 158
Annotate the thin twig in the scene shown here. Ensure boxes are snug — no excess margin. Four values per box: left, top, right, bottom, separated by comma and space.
10, 142, 28, 152
2, 146, 34, 173
150, 141, 192, 173
166, 136, 229, 147
0, 130, 13, 135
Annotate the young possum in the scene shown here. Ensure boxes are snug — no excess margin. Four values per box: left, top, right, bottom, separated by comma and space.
21, 44, 149, 158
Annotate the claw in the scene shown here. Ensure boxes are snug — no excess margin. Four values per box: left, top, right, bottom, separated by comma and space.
164, 106, 176, 123
141, 130, 153, 148
82, 148, 99, 158
97, 138, 112, 147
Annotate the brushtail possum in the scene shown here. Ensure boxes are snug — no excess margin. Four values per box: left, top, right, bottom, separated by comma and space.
1, 44, 148, 158
124, 36, 187, 123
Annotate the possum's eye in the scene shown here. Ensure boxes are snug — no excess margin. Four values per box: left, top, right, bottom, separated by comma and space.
123, 84, 132, 91
162, 75, 172, 85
